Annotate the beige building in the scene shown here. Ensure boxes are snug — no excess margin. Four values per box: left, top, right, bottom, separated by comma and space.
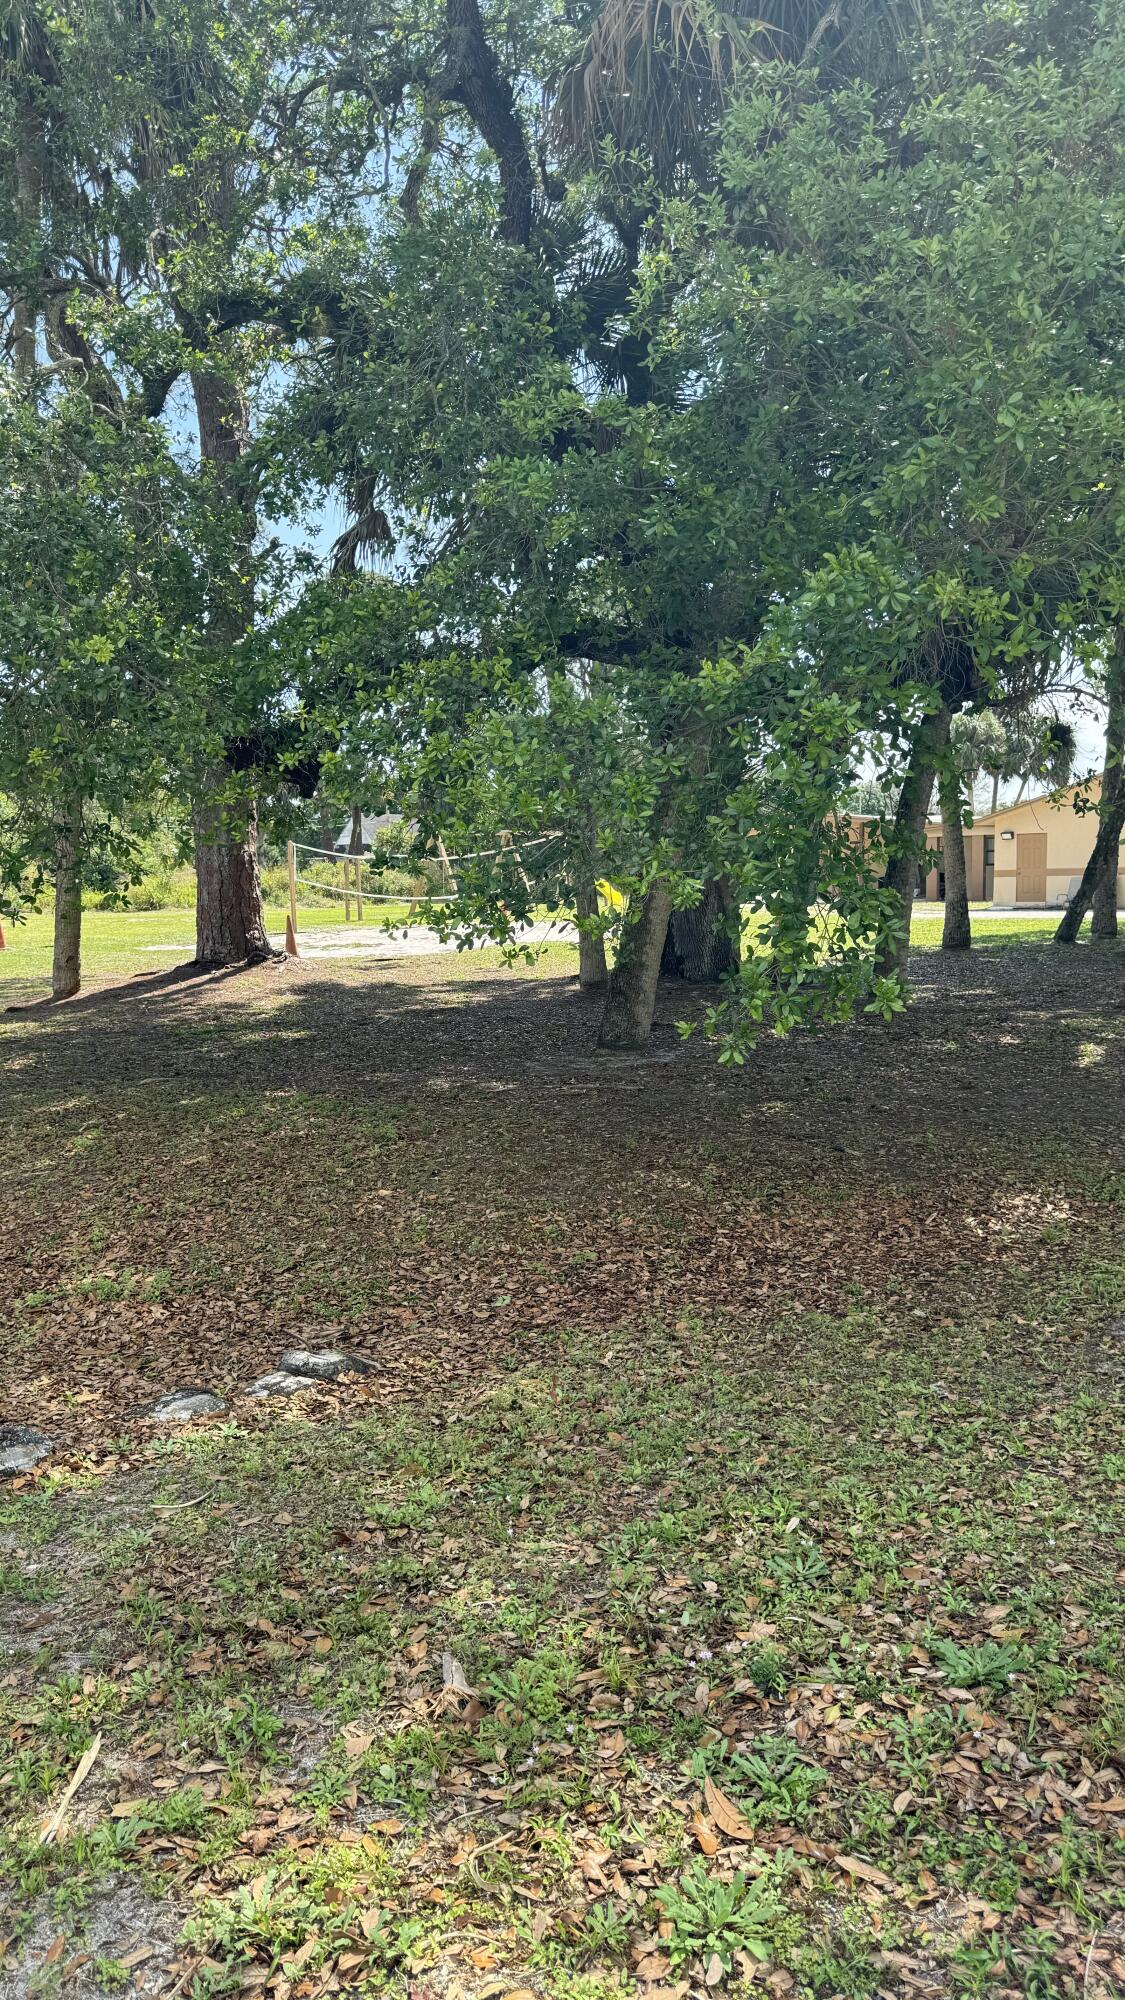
918, 775, 1119, 908
918, 820, 989, 902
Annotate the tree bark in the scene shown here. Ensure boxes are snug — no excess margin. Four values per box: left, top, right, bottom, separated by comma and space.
442, 0, 535, 246
348, 805, 364, 855
194, 791, 273, 967
597, 882, 673, 1050
874, 701, 953, 981
51, 795, 82, 1000
1057, 632, 1125, 944
1091, 653, 1124, 938
660, 878, 740, 981
573, 877, 609, 990
939, 770, 971, 951
191, 369, 273, 965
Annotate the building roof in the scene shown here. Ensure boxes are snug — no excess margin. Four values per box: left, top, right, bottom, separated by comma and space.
846, 770, 1104, 839
971, 770, 1102, 830
334, 811, 413, 852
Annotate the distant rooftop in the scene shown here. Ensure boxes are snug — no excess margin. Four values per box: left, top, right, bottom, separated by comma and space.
333, 811, 414, 852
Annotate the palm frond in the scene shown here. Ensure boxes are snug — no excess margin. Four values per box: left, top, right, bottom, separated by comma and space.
554, 0, 926, 181
331, 471, 393, 575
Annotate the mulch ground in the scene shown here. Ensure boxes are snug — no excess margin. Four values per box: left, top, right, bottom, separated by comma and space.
2, 938, 1125, 2000
2, 938, 1124, 1463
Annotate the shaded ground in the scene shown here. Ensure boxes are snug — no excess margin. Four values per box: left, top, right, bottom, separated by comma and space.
1, 935, 1124, 1999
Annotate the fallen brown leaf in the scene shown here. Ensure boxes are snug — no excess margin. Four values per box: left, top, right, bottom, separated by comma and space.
690, 1813, 722, 1856
704, 1775, 755, 1842
834, 1854, 896, 1891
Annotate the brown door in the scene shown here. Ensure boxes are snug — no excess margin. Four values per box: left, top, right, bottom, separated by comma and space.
1016, 831, 1047, 904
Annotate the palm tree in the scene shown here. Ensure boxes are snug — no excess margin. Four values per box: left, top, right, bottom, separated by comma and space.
554, 0, 926, 184
982, 709, 1076, 814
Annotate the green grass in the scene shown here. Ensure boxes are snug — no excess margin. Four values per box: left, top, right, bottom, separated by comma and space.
0, 896, 1071, 1006
0, 900, 421, 998
2, 1300, 1123, 1995
1, 906, 1122, 1994
910, 910, 1063, 947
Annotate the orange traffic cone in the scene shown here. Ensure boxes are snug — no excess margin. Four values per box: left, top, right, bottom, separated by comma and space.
284, 914, 299, 957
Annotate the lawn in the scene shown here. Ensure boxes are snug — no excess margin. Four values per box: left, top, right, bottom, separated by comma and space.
0, 902, 419, 1006
0, 902, 1065, 1009
1, 933, 1124, 1999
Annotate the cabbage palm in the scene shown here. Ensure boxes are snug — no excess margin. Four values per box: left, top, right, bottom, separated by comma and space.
554, 0, 925, 183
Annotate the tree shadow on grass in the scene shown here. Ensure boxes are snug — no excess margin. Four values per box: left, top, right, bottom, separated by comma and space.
3, 940, 1125, 1457
2, 935, 1124, 1163
2, 955, 230, 1016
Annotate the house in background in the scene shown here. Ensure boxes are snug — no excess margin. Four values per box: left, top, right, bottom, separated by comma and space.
978, 776, 1116, 909
918, 820, 990, 902
918, 774, 1120, 908
852, 774, 1119, 909
848, 813, 992, 900
333, 810, 411, 852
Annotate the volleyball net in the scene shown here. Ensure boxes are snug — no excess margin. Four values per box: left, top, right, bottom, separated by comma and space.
282, 832, 563, 948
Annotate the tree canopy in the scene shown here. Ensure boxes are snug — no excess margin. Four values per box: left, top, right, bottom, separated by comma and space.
2, 0, 1124, 1019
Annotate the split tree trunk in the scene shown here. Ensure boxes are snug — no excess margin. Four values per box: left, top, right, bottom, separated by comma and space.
661, 878, 740, 981
1058, 632, 1125, 944
573, 878, 608, 991
939, 771, 971, 951
874, 701, 953, 982
191, 369, 273, 966
597, 882, 673, 1050
51, 795, 83, 1001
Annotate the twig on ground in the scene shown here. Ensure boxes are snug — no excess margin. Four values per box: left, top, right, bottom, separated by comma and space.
152, 1487, 216, 1512
39, 1732, 102, 1845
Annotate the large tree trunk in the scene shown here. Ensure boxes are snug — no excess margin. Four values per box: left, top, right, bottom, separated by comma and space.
598, 882, 673, 1050
191, 369, 272, 966
194, 791, 273, 967
939, 770, 971, 951
51, 795, 82, 1001
1058, 633, 1125, 944
661, 878, 740, 981
1091, 650, 1124, 939
573, 877, 608, 990
874, 701, 953, 981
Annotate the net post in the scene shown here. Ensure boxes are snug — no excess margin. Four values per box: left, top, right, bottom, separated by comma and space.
436, 836, 459, 897
285, 842, 299, 956
500, 828, 533, 895
344, 855, 353, 922
356, 852, 365, 923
